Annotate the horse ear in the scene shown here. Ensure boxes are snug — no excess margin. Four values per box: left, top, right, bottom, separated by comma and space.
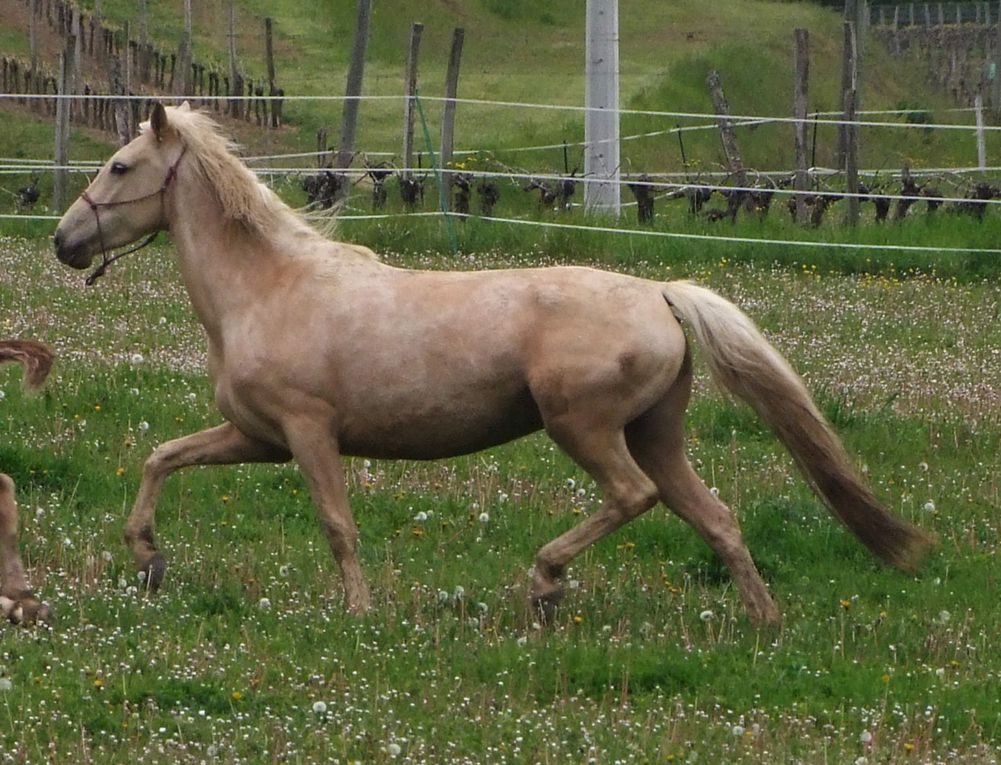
150, 102, 169, 141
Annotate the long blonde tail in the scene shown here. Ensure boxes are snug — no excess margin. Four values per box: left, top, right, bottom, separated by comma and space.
661, 280, 934, 571
0, 340, 54, 391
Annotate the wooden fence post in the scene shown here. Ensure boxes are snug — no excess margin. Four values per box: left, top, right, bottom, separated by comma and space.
53, 34, 75, 213
706, 69, 748, 207
975, 92, 987, 170
794, 28, 811, 225
335, 0, 373, 171
440, 27, 465, 194
175, 0, 192, 96
844, 89, 859, 226
227, 0, 243, 119
29, 0, 39, 100
401, 22, 423, 181
264, 17, 280, 127
110, 54, 130, 146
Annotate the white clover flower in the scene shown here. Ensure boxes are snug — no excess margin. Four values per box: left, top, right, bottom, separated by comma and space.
699, 610, 715, 622
312, 700, 327, 715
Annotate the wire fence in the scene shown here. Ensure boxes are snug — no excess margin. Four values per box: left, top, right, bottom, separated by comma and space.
2, 92, 1000, 257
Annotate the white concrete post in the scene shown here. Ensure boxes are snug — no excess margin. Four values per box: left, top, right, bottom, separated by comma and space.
584, 0, 620, 216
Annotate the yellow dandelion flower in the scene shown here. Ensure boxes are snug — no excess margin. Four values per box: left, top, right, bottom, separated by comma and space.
94, 405, 102, 412
881, 674, 891, 684
840, 599, 852, 610
231, 691, 242, 702
116, 467, 126, 477
573, 614, 583, 625
94, 678, 105, 689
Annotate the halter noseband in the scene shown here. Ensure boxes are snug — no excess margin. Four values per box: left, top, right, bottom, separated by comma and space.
82, 145, 187, 286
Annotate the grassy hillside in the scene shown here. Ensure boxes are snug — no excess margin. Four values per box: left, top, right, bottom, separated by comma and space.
0, 0, 992, 188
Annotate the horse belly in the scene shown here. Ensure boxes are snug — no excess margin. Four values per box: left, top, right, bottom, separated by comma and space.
335, 385, 543, 460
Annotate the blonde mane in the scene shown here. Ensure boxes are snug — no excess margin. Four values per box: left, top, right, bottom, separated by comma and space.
157, 107, 317, 241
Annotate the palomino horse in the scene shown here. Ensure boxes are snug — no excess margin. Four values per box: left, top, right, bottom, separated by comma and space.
54, 104, 933, 626
0, 340, 53, 624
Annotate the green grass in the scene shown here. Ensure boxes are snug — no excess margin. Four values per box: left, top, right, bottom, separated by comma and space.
1, 228, 999, 762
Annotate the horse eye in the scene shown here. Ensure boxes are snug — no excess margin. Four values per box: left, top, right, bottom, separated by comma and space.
110, 161, 129, 175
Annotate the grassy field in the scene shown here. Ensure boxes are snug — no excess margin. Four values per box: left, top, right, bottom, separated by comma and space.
1, 2, 1000, 762
1, 218, 999, 762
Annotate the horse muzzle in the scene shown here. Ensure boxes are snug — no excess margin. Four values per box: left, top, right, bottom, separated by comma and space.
53, 227, 95, 269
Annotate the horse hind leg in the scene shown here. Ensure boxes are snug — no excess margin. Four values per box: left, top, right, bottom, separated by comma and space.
626, 379, 781, 628
0, 474, 51, 625
530, 414, 660, 622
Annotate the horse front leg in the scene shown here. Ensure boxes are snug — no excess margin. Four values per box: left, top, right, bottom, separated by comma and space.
0, 474, 51, 624
125, 422, 290, 590
282, 416, 370, 614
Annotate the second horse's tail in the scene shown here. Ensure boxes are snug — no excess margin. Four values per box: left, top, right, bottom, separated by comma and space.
661, 280, 934, 572
0, 340, 54, 391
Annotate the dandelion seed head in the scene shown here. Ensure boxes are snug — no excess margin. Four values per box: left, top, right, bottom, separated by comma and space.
699, 610, 715, 622
311, 700, 327, 715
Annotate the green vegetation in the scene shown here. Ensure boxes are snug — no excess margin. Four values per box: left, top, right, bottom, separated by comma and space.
1, 2, 1000, 762
1, 230, 999, 762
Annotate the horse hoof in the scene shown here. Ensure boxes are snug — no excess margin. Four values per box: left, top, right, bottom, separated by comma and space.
530, 589, 564, 625
142, 554, 167, 591
1, 594, 53, 626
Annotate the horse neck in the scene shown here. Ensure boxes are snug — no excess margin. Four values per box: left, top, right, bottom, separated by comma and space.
167, 174, 284, 340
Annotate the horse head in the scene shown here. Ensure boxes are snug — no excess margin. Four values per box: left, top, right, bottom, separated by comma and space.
53, 102, 189, 274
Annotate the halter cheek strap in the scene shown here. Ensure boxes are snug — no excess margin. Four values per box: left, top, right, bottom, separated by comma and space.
83, 145, 187, 286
